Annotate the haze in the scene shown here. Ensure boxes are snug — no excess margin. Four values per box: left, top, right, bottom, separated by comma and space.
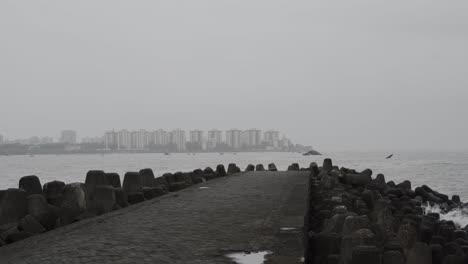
1, 0, 467, 151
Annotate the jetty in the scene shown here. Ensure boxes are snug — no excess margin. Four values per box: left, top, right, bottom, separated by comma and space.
1, 159, 468, 263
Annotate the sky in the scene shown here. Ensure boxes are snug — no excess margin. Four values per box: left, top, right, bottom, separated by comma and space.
1, 0, 467, 151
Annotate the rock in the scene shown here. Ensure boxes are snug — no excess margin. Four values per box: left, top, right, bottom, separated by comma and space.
18, 215, 46, 234
323, 214, 347, 234
87, 185, 116, 215
382, 251, 404, 264
139, 169, 156, 187
5, 231, 34, 243
431, 244, 444, 264
323, 159, 333, 172
18, 175, 42, 195
0, 225, 19, 241
155, 176, 170, 191
26, 194, 51, 225
406, 242, 432, 264
0, 188, 28, 225
341, 229, 376, 264
397, 221, 418, 255
351, 245, 381, 264
104, 173, 121, 188
442, 255, 464, 264
288, 163, 300, 171
123, 172, 143, 194
227, 163, 238, 174
344, 173, 372, 187
216, 164, 227, 177
255, 164, 265, 171
85, 170, 107, 192
43, 181, 65, 207
75, 211, 97, 222
268, 163, 278, 171
204, 167, 215, 175
310, 162, 320, 176
309, 232, 343, 260
452, 195, 461, 203
59, 183, 87, 225
162, 173, 175, 185
396, 180, 411, 190
245, 164, 255, 172
181, 172, 193, 186
360, 169, 373, 179
127, 192, 144, 204
375, 174, 386, 184
191, 170, 205, 184
114, 188, 129, 208
343, 215, 371, 235
143, 187, 157, 200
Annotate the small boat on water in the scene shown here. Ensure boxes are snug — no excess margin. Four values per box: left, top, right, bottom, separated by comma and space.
219, 153, 224, 155
164, 152, 170, 155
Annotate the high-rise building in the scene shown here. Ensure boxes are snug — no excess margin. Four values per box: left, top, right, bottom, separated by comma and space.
131, 129, 147, 150
150, 129, 170, 145
104, 130, 118, 149
207, 129, 223, 149
263, 130, 280, 142
117, 129, 131, 150
170, 129, 186, 151
226, 129, 241, 149
0, 134, 3, 145
240, 129, 262, 147
60, 130, 77, 144
189, 130, 204, 144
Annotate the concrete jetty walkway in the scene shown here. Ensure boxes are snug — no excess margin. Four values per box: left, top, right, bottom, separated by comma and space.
0, 171, 308, 264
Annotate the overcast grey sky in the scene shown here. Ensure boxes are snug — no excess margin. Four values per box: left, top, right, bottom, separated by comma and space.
1, 0, 467, 151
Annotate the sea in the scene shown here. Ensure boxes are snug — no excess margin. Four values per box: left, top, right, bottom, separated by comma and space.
1, 151, 467, 201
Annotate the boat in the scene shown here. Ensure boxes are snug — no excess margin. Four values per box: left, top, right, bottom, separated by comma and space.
164, 152, 170, 155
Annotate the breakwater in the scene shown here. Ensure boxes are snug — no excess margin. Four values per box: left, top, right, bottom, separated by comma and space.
0, 162, 259, 246
305, 158, 468, 264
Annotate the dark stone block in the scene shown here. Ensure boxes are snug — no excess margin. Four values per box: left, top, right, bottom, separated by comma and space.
431, 244, 444, 264
0, 188, 28, 225
266, 163, 277, 171
18, 215, 46, 234
43, 181, 65, 207
227, 163, 238, 174
351, 246, 381, 264
19, 175, 42, 195
256, 164, 265, 171
6, 231, 34, 244
396, 180, 411, 190
114, 188, 129, 208
85, 170, 107, 189
245, 164, 255, 172
323, 158, 333, 172
88, 185, 116, 215
139, 169, 156, 187
288, 163, 300, 171
104, 173, 121, 188
123, 172, 143, 194
169, 182, 187, 192
127, 192, 145, 204
382, 250, 404, 264
204, 167, 214, 175
59, 183, 87, 225
216, 165, 227, 177
452, 195, 461, 203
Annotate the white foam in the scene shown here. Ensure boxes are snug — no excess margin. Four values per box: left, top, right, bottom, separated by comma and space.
280, 227, 297, 231
226, 251, 272, 264
199, 187, 210, 189
423, 203, 468, 228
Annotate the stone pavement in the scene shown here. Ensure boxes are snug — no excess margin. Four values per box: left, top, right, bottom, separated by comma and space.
0, 171, 308, 264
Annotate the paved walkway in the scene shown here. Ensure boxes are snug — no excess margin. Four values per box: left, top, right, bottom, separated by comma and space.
0, 171, 308, 264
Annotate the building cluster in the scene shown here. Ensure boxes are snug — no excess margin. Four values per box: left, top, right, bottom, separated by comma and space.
103, 129, 292, 152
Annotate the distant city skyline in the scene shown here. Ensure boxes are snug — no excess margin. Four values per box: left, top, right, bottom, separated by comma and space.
0, 128, 297, 151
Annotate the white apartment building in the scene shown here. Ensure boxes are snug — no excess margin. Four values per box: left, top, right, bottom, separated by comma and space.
170, 129, 186, 151
226, 129, 241, 149
240, 129, 262, 147
189, 130, 204, 144
207, 129, 223, 149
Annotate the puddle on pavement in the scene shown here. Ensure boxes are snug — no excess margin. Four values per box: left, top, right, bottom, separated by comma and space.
280, 227, 297, 231
199, 187, 210, 189
226, 251, 272, 264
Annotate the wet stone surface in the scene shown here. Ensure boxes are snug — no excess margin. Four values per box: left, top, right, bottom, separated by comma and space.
0, 171, 308, 264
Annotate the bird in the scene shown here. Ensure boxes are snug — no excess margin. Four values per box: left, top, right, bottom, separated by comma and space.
386, 154, 394, 159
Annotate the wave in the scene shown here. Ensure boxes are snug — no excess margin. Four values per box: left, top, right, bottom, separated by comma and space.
423, 203, 468, 228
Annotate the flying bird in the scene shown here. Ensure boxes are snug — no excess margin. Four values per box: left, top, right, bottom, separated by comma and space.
386, 154, 394, 159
